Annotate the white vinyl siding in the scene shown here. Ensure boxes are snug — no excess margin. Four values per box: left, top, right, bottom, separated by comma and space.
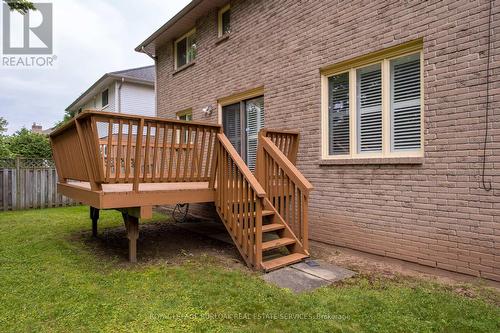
390, 54, 421, 151
357, 64, 382, 153
119, 82, 155, 117
322, 47, 423, 159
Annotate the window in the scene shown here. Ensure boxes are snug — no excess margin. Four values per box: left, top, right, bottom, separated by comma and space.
220, 92, 264, 171
218, 4, 231, 37
176, 109, 193, 121
101, 89, 109, 108
322, 42, 423, 159
174, 29, 196, 69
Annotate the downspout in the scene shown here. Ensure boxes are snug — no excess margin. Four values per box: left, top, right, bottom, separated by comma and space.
117, 77, 124, 113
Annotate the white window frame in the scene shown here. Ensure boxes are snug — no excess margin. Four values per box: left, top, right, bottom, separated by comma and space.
321, 41, 424, 160
218, 4, 231, 38
174, 28, 196, 70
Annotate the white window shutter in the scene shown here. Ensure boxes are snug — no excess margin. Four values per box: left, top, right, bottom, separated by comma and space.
391, 54, 421, 151
357, 64, 382, 153
328, 73, 350, 155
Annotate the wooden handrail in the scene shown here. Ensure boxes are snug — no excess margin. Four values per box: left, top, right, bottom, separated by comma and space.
260, 136, 313, 194
260, 128, 300, 165
217, 133, 266, 198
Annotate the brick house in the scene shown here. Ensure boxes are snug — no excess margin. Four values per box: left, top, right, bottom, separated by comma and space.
135, 0, 499, 281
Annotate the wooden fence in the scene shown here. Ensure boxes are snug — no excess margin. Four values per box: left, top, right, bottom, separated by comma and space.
0, 158, 77, 211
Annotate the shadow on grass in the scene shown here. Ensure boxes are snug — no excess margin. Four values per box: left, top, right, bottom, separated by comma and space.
70, 220, 246, 270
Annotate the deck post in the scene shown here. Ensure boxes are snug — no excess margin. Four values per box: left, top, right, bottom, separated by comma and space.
90, 206, 99, 237
122, 212, 139, 263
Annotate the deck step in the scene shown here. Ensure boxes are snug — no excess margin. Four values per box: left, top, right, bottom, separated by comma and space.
262, 237, 295, 251
261, 223, 285, 233
261, 253, 309, 271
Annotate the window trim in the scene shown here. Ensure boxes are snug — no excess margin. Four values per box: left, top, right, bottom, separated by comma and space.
218, 4, 231, 38
174, 28, 196, 70
320, 40, 424, 161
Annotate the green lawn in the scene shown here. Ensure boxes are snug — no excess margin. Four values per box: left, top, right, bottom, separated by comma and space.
0, 206, 498, 333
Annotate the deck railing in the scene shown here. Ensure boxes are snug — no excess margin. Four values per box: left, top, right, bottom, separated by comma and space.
214, 133, 266, 269
256, 131, 313, 251
50, 110, 221, 191
260, 129, 300, 165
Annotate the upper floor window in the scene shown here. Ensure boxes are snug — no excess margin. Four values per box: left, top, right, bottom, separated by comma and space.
176, 109, 193, 121
101, 89, 109, 108
174, 29, 197, 69
218, 4, 231, 37
321, 41, 423, 159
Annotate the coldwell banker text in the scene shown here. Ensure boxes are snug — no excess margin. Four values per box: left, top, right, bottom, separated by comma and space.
2, 3, 56, 68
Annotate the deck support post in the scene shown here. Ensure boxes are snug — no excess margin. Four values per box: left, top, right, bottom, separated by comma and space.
90, 207, 99, 237
122, 212, 139, 263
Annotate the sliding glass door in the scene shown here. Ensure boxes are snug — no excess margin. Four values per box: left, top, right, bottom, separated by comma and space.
222, 96, 264, 171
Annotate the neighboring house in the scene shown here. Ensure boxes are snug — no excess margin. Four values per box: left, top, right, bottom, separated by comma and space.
66, 65, 156, 117
135, 1, 499, 281
31, 123, 55, 135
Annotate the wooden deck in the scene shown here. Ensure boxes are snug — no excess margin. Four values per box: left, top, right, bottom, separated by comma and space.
50, 110, 312, 270
58, 181, 214, 210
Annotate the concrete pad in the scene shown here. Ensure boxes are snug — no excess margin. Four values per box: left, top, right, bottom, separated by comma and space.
262, 260, 356, 293
291, 260, 356, 282
262, 267, 330, 293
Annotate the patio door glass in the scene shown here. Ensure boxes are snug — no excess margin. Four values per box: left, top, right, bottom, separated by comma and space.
222, 96, 264, 171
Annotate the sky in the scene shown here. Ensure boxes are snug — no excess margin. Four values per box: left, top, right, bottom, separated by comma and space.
0, 0, 191, 134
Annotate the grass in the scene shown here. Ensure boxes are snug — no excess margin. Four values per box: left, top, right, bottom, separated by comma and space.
0, 206, 498, 333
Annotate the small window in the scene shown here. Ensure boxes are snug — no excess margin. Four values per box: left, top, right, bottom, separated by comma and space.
176, 109, 193, 121
174, 29, 196, 69
322, 42, 423, 159
177, 109, 193, 143
218, 4, 231, 37
101, 89, 109, 108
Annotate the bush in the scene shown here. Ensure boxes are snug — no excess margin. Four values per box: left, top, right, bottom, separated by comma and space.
6, 128, 52, 158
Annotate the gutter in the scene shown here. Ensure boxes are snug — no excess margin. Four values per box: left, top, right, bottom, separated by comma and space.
117, 77, 125, 113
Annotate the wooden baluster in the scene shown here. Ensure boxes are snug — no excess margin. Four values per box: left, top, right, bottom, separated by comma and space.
159, 123, 168, 181
167, 124, 176, 181
302, 193, 308, 252
106, 119, 113, 182
291, 180, 296, 234
204, 130, 214, 180
143, 123, 151, 182
248, 186, 254, 265
183, 126, 192, 181
152, 123, 160, 182
196, 128, 206, 181
116, 120, 123, 181
133, 118, 144, 192
254, 196, 262, 269
125, 120, 133, 182
242, 177, 248, 258
238, 171, 244, 248
175, 125, 183, 182
190, 127, 199, 180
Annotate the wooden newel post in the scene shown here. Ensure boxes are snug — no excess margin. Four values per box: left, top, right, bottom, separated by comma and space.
122, 212, 139, 263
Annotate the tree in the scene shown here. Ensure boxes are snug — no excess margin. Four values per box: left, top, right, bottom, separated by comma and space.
7, 128, 52, 158
3, 0, 36, 14
0, 117, 7, 134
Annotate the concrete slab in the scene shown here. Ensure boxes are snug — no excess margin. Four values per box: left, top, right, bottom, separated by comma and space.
262, 260, 356, 293
262, 267, 330, 293
291, 260, 356, 282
